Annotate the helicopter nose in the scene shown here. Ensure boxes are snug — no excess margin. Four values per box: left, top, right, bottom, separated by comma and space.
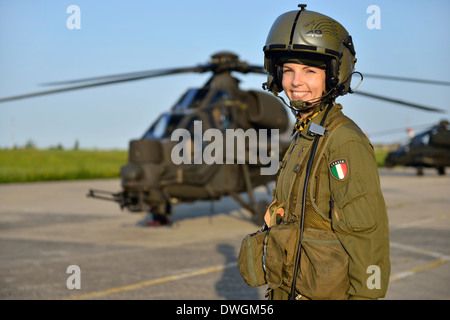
129, 139, 163, 164
121, 164, 143, 181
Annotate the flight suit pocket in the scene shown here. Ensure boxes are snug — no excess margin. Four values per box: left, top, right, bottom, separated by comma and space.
237, 230, 268, 287
297, 228, 350, 300
264, 225, 299, 290
332, 172, 375, 232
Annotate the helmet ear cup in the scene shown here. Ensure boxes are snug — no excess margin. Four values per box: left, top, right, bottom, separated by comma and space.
326, 58, 339, 91
265, 64, 283, 93
265, 74, 276, 92
274, 64, 284, 93
264, 56, 283, 93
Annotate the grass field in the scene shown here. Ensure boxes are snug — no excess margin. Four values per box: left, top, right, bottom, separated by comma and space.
0, 149, 128, 183
374, 148, 389, 168
0, 148, 389, 183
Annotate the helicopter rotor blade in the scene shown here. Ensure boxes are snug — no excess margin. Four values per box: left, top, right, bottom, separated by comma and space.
368, 122, 436, 138
0, 59, 267, 103
41, 66, 210, 86
243, 65, 267, 74
362, 73, 450, 86
354, 90, 447, 113
0, 65, 211, 103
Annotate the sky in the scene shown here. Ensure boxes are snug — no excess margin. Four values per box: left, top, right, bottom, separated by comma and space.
0, 0, 449, 150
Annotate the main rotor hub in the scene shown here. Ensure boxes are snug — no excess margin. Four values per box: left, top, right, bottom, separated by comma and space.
208, 51, 248, 74
210, 51, 239, 65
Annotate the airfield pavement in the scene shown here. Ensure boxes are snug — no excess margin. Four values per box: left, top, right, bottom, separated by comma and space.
0, 167, 449, 301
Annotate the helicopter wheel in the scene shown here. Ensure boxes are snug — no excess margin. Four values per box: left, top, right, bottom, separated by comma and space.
149, 213, 170, 225
252, 199, 269, 226
437, 167, 446, 176
146, 201, 173, 226
417, 167, 424, 176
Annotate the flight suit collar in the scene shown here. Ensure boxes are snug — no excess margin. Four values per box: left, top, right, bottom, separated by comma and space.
295, 103, 343, 141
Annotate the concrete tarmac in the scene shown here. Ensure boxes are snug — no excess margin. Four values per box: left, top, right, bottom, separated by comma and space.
0, 167, 449, 300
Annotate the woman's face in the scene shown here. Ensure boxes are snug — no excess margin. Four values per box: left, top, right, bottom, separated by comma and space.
281, 63, 326, 105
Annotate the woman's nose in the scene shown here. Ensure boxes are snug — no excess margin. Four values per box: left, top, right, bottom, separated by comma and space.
292, 71, 305, 87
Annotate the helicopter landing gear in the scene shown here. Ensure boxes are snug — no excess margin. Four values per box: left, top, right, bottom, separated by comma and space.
417, 167, 424, 176
145, 199, 173, 226
229, 190, 268, 226
253, 199, 269, 226
228, 164, 271, 226
146, 213, 171, 226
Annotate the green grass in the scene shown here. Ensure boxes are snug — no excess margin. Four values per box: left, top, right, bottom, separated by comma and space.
375, 149, 389, 168
0, 148, 389, 183
0, 149, 128, 183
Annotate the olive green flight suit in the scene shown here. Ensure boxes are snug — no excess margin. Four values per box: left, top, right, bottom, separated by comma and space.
265, 103, 390, 300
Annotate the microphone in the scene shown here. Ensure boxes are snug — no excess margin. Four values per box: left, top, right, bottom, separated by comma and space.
290, 99, 312, 110
289, 86, 339, 112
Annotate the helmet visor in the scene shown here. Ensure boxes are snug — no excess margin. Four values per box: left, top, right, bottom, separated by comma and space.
276, 52, 327, 70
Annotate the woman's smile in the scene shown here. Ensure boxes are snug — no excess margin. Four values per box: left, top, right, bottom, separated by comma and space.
282, 63, 326, 107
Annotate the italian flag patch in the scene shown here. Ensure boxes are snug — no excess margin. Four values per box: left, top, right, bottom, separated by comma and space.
329, 159, 348, 180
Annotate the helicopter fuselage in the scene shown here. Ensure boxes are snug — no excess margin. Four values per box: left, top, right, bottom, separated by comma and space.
385, 121, 450, 175
88, 70, 291, 223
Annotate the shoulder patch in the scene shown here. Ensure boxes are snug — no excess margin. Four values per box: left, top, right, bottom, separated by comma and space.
329, 158, 348, 180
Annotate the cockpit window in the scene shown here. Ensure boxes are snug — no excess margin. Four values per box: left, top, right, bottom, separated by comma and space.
210, 90, 229, 104
411, 131, 430, 146
207, 106, 231, 132
142, 89, 231, 139
393, 145, 407, 155
173, 89, 209, 110
142, 113, 184, 139
172, 89, 229, 110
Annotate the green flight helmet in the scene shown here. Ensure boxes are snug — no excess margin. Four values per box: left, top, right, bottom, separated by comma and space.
263, 4, 357, 99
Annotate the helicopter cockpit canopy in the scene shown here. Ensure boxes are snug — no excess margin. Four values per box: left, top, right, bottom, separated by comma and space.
142, 113, 184, 139
411, 131, 431, 147
173, 88, 207, 110
172, 88, 229, 110
142, 86, 232, 140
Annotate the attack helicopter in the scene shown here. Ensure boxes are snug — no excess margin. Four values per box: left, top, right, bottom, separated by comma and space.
384, 120, 450, 176
85, 52, 292, 225
0, 51, 448, 226
1, 52, 292, 226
